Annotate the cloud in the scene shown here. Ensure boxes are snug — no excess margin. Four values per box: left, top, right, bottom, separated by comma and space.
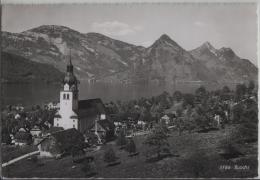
194, 21, 206, 27
91, 21, 143, 36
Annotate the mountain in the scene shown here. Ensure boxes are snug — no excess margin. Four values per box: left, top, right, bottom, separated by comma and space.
190, 42, 258, 83
138, 34, 218, 83
2, 25, 144, 80
2, 25, 257, 84
1, 51, 64, 83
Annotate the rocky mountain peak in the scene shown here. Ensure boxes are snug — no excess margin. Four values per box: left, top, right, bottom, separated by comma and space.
151, 34, 182, 50
194, 41, 218, 56
202, 41, 214, 50
23, 25, 81, 36
218, 47, 236, 59
159, 34, 172, 41
218, 47, 234, 54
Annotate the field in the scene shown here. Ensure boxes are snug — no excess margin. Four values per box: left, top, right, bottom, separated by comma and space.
2, 124, 257, 178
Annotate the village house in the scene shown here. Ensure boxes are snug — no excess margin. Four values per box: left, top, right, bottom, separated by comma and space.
37, 128, 86, 157
30, 125, 42, 137
160, 114, 171, 125
137, 120, 147, 130
45, 102, 60, 110
164, 102, 183, 118
14, 131, 33, 146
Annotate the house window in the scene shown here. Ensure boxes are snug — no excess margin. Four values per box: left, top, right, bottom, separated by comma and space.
73, 124, 75, 128
63, 94, 66, 99
57, 123, 59, 127
67, 94, 69, 100
73, 120, 75, 122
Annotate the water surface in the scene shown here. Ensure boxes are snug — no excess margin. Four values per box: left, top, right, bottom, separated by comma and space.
2, 81, 234, 107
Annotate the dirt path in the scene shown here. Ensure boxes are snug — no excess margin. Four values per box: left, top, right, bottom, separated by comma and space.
2, 151, 40, 167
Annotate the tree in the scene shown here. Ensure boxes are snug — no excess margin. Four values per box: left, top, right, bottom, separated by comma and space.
235, 83, 247, 100
237, 100, 258, 143
116, 130, 127, 147
2, 128, 11, 144
231, 103, 244, 123
143, 124, 170, 159
183, 93, 195, 108
173, 91, 183, 102
103, 147, 117, 163
222, 86, 231, 94
247, 80, 255, 95
194, 105, 211, 131
125, 138, 136, 154
183, 107, 196, 133
195, 86, 207, 97
81, 160, 97, 177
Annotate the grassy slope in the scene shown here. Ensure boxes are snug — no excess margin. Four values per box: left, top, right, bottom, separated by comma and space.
2, 145, 38, 163
2, 125, 257, 178
2, 51, 64, 83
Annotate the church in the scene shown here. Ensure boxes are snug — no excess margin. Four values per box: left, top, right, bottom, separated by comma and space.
53, 57, 114, 139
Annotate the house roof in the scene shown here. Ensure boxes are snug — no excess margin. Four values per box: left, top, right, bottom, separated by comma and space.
43, 126, 64, 135
164, 102, 183, 114
97, 119, 115, 131
50, 128, 84, 143
14, 131, 32, 142
38, 128, 85, 151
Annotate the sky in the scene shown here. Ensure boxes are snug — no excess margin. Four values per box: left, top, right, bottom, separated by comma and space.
2, 3, 258, 65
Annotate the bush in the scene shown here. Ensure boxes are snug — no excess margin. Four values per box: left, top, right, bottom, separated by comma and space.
103, 147, 117, 163
81, 161, 97, 177
218, 137, 243, 159
125, 138, 136, 154
143, 124, 170, 159
231, 100, 257, 143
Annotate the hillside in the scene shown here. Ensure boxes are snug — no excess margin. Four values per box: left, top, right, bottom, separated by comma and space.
2, 25, 257, 84
2, 125, 257, 178
1, 51, 64, 83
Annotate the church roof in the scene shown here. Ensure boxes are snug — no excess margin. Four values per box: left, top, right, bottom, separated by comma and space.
77, 98, 114, 132
78, 98, 107, 116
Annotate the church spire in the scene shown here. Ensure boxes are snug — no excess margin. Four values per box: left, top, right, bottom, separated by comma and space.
69, 48, 72, 66
67, 48, 73, 73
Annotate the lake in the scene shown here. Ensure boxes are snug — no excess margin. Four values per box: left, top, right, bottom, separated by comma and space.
2, 81, 235, 107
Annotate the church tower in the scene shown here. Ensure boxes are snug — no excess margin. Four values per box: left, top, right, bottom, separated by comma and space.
54, 55, 79, 130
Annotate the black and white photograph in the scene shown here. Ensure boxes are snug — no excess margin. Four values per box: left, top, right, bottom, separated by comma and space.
1, 1, 258, 178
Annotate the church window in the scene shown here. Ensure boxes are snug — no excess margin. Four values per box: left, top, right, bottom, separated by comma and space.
67, 94, 69, 100
63, 94, 66, 99
57, 123, 59, 127
73, 124, 75, 128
